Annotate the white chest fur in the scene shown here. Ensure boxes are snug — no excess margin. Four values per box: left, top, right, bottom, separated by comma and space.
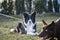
24, 22, 38, 35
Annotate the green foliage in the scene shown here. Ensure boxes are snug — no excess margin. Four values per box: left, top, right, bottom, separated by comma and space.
1, 0, 8, 14
1, 0, 60, 15
15, 0, 25, 15
35, 0, 46, 13
22, 0, 32, 13
35, 0, 60, 13
1, 0, 14, 15
29, 0, 32, 13
48, 0, 52, 12
7, 0, 14, 15
54, 0, 59, 12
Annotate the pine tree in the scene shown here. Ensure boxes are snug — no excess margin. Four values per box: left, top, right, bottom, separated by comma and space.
15, 0, 25, 15
1, 0, 8, 14
54, 0, 59, 13
8, 0, 14, 15
35, 0, 45, 13
29, 0, 32, 13
48, 0, 52, 12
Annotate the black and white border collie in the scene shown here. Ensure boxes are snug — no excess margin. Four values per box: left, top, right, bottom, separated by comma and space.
23, 12, 38, 35
10, 12, 38, 35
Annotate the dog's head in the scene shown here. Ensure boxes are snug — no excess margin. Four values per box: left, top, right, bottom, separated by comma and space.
23, 12, 38, 35
39, 20, 55, 39
24, 12, 36, 24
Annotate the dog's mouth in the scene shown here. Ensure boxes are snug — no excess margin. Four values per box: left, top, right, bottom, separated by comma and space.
41, 35, 48, 40
29, 23, 32, 25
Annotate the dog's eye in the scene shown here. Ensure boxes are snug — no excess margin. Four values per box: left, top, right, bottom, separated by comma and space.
43, 27, 44, 29
45, 30, 48, 32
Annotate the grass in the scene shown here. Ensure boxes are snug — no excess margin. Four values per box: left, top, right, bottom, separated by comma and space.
0, 13, 60, 40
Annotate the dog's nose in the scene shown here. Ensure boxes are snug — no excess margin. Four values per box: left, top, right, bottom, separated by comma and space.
29, 19, 32, 23
29, 21, 31, 23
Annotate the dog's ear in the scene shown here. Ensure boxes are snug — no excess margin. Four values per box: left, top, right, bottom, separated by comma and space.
31, 12, 36, 17
47, 21, 55, 29
18, 23, 22, 27
50, 21, 55, 26
42, 20, 47, 26
32, 12, 36, 15
24, 12, 28, 18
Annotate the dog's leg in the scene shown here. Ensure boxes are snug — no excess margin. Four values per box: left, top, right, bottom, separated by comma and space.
17, 23, 23, 33
17, 23, 26, 34
33, 24, 36, 33
17, 26, 20, 33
